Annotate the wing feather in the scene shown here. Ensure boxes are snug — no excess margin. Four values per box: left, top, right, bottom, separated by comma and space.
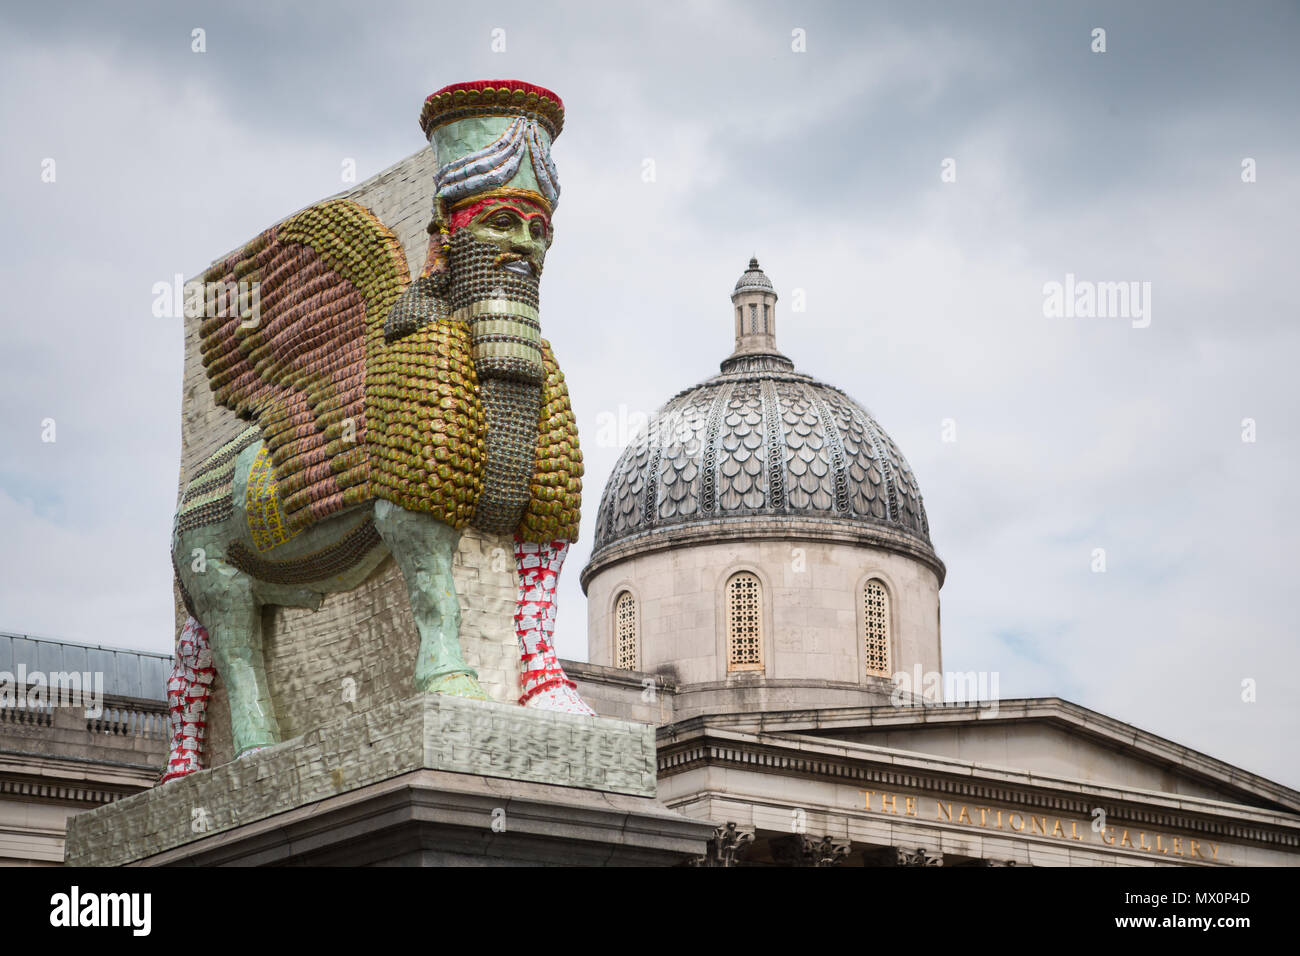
198, 199, 410, 531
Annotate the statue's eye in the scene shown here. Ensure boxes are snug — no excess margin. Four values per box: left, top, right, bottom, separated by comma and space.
491, 214, 514, 228
530, 220, 545, 239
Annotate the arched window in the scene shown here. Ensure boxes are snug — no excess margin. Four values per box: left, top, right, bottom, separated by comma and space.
863, 579, 891, 678
615, 591, 638, 671
725, 572, 764, 672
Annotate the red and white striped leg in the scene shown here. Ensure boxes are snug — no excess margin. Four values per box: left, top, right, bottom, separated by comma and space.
514, 538, 596, 715
160, 616, 214, 783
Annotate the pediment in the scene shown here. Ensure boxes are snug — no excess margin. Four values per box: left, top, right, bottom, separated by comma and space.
690, 698, 1300, 815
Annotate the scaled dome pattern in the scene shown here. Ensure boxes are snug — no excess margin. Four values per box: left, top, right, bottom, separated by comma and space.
591, 311, 935, 557
732, 258, 775, 294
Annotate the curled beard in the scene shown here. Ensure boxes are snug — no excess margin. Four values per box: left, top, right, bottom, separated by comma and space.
448, 230, 544, 385
376, 229, 548, 533
447, 231, 546, 533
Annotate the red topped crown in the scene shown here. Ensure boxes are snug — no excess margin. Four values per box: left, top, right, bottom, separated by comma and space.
420, 79, 565, 140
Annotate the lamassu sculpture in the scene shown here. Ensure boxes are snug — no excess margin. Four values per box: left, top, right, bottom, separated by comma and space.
163, 80, 594, 782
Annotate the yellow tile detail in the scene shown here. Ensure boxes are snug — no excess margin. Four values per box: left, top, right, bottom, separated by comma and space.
246, 445, 302, 552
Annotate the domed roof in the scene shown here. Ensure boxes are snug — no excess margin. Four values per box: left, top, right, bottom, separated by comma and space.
587, 260, 940, 578
733, 256, 774, 294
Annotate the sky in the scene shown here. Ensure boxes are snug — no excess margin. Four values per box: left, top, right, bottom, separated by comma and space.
1, 1, 1297, 788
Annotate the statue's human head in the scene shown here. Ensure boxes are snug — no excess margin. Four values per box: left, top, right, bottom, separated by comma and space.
422, 80, 562, 279
444, 192, 552, 315
454, 194, 552, 279
411, 80, 565, 382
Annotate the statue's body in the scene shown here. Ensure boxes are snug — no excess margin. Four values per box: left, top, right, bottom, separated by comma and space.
163, 81, 593, 781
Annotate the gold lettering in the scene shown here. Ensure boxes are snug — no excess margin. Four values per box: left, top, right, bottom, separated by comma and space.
858, 789, 1212, 860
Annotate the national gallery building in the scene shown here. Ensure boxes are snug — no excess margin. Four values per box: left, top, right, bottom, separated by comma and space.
3, 145, 1297, 868
564, 258, 1300, 868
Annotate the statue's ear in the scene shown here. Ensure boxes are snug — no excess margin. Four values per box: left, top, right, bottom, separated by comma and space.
384, 276, 448, 342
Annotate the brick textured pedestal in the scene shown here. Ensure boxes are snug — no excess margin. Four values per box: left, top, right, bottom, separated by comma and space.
63, 695, 712, 866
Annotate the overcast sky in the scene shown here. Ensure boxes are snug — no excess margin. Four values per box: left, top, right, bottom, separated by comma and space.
2, 1, 1297, 788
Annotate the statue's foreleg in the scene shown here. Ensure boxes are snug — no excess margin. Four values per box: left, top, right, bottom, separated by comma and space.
160, 616, 214, 782
374, 500, 488, 700
514, 538, 595, 715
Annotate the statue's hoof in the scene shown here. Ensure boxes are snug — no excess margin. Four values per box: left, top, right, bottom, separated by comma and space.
426, 671, 490, 700
521, 681, 597, 716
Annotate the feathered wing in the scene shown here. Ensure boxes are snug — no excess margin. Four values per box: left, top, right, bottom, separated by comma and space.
198, 199, 410, 532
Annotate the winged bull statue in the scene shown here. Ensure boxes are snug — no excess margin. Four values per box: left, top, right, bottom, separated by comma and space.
162, 80, 595, 782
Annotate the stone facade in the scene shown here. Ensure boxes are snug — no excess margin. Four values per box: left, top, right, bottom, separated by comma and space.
0, 634, 170, 865
0, 701, 166, 865
585, 534, 941, 693
653, 708, 1300, 867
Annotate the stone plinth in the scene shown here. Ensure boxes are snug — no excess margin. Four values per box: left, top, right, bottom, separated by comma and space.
63, 695, 712, 866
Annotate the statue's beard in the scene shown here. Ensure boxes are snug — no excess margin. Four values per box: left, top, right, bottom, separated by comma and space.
448, 231, 544, 384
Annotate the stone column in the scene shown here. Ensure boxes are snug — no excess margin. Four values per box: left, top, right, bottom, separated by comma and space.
770, 834, 852, 867
691, 821, 756, 867
895, 846, 944, 866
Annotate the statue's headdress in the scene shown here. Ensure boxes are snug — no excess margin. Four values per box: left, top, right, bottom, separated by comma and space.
421, 80, 564, 225
391, 81, 564, 346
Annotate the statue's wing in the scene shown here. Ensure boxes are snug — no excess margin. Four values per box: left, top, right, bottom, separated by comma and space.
198, 199, 410, 530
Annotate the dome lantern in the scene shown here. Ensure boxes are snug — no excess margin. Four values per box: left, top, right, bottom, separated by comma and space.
725, 257, 790, 373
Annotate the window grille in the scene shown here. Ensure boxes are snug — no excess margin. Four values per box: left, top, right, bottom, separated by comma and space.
864, 579, 890, 677
726, 572, 764, 671
615, 591, 638, 671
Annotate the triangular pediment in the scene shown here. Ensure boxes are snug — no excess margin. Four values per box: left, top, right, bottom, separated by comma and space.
680, 697, 1300, 815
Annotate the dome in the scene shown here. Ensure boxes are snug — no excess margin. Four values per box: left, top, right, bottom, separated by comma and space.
733, 256, 774, 294
586, 260, 941, 581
